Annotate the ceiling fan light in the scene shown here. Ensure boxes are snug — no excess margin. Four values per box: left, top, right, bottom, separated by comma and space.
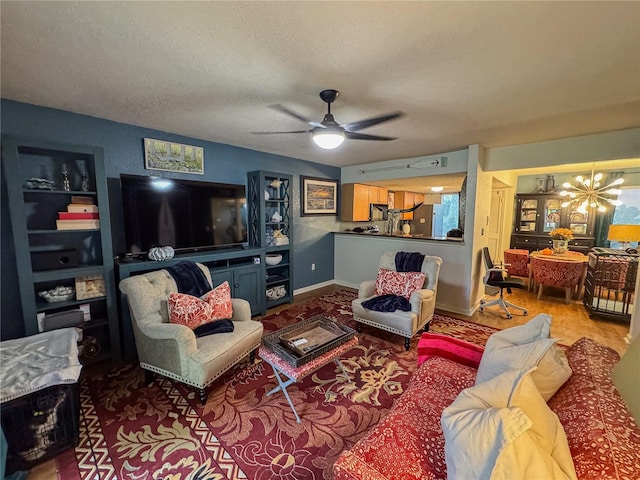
312, 131, 345, 149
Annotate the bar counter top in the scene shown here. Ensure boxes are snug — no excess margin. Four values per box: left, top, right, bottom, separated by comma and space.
333, 230, 463, 243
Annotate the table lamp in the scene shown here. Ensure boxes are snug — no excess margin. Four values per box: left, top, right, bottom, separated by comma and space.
607, 224, 640, 253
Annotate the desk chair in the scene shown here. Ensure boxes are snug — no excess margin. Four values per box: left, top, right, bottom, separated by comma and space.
480, 247, 528, 319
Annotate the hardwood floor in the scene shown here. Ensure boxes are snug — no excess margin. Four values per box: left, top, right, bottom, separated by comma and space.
25, 283, 630, 479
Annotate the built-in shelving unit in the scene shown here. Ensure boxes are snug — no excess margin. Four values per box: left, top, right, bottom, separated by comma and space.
2, 136, 118, 363
248, 171, 293, 308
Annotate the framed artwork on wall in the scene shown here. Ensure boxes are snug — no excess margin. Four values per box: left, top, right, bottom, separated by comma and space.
144, 138, 204, 174
300, 176, 339, 216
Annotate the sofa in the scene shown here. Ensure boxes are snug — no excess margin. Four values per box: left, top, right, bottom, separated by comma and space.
333, 334, 640, 480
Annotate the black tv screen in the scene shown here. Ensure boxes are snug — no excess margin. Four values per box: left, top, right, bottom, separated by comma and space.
120, 174, 248, 254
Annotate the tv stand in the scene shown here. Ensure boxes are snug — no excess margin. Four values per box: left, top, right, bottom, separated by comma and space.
116, 246, 265, 361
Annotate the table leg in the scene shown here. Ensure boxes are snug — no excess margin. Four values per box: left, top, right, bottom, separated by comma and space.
263, 360, 301, 423
575, 264, 588, 300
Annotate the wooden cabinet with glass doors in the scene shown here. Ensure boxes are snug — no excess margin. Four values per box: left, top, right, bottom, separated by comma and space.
511, 193, 595, 254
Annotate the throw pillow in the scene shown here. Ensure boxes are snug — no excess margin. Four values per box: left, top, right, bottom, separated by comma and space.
417, 333, 484, 368
201, 281, 233, 322
168, 292, 213, 329
168, 281, 233, 330
476, 314, 572, 401
441, 368, 578, 480
374, 268, 426, 299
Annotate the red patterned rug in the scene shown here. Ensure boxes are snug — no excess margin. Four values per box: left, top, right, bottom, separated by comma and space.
57, 290, 497, 480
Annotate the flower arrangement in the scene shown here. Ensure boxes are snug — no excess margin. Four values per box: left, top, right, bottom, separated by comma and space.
549, 228, 574, 241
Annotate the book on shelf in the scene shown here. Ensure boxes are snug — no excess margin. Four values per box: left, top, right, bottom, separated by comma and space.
71, 196, 95, 205
67, 204, 99, 213
56, 219, 100, 230
58, 211, 99, 220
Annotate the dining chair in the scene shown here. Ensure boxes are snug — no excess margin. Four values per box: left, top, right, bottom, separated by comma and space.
503, 249, 530, 288
530, 256, 584, 304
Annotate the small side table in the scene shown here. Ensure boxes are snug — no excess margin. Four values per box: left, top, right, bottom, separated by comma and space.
259, 337, 358, 423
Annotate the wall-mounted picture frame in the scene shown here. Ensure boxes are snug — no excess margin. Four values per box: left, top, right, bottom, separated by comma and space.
75, 275, 106, 300
144, 138, 204, 175
301, 176, 339, 216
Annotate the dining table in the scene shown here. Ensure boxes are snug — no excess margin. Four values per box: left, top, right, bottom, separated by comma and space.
528, 250, 589, 300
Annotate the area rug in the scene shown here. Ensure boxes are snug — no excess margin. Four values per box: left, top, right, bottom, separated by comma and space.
57, 290, 497, 480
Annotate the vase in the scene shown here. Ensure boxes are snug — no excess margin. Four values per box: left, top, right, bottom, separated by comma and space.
552, 239, 568, 254
402, 222, 411, 235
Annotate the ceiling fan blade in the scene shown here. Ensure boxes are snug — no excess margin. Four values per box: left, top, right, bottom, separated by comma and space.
251, 129, 312, 135
344, 131, 397, 141
343, 111, 404, 132
269, 104, 325, 128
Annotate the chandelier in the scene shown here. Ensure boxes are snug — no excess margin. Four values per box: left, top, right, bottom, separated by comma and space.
559, 168, 623, 213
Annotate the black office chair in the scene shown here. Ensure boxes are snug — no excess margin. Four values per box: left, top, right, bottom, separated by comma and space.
480, 247, 528, 319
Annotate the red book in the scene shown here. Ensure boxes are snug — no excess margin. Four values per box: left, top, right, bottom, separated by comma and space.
58, 212, 100, 220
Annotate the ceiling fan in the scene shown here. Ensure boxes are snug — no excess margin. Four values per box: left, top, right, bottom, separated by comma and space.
253, 89, 404, 149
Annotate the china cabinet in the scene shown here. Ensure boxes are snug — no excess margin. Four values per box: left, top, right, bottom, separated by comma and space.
511, 193, 595, 254
2, 136, 118, 362
248, 171, 293, 308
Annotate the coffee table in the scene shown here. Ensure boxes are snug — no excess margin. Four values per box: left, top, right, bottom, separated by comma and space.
259, 316, 358, 423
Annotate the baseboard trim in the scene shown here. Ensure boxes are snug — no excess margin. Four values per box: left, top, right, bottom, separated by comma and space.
293, 280, 336, 296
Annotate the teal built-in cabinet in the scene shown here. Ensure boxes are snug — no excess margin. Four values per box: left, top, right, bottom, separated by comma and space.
2, 135, 119, 362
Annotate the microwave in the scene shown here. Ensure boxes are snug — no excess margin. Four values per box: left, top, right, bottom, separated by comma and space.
370, 203, 388, 221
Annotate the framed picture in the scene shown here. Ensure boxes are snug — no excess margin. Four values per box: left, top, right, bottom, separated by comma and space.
301, 176, 339, 216
75, 275, 106, 300
570, 223, 587, 234
144, 138, 204, 174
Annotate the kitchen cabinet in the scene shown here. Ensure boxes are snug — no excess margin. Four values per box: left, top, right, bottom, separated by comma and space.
369, 186, 389, 204
394, 191, 416, 220
2, 135, 118, 363
341, 183, 375, 221
510, 193, 595, 253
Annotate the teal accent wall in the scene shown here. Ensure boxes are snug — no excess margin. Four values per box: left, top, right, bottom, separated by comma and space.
1, 99, 340, 340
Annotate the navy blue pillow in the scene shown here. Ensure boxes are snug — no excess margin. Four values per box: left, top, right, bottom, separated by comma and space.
193, 319, 234, 338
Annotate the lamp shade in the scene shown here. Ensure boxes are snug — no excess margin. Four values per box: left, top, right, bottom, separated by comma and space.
607, 224, 640, 242
312, 130, 345, 149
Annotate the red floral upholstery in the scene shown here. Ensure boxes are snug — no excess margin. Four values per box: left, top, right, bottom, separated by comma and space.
333, 356, 476, 480
549, 338, 640, 480
503, 249, 529, 278
334, 336, 640, 480
531, 256, 584, 303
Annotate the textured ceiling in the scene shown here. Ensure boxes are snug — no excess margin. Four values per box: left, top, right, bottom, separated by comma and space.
1, 2, 639, 168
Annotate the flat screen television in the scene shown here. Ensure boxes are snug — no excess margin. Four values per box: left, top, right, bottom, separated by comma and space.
120, 174, 248, 255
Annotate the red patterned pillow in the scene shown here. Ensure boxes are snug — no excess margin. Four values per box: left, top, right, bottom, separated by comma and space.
374, 268, 426, 299
168, 281, 233, 330
202, 281, 233, 322
168, 293, 213, 329
417, 333, 484, 368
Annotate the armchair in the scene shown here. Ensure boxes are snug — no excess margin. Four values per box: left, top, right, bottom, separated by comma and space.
119, 262, 263, 404
351, 251, 442, 350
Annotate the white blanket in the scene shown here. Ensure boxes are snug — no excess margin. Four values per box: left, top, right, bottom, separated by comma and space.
0, 327, 82, 403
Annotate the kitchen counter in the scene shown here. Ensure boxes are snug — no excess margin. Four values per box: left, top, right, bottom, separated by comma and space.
334, 230, 464, 243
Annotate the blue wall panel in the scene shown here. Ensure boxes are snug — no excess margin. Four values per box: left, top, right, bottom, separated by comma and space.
1, 99, 340, 339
